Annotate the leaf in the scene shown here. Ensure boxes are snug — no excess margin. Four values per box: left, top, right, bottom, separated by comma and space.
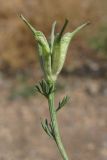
48, 85, 55, 94
35, 80, 55, 97
40, 80, 46, 93
41, 119, 53, 138
35, 85, 43, 94
40, 80, 49, 96
56, 96, 69, 112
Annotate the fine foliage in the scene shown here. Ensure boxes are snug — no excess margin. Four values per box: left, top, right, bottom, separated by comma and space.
20, 15, 89, 160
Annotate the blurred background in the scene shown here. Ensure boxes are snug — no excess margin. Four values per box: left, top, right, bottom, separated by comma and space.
0, 0, 107, 160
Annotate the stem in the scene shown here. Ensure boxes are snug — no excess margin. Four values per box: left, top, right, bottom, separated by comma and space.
48, 82, 69, 160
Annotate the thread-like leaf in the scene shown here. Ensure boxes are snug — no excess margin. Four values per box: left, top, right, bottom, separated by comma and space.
49, 122, 55, 138
41, 119, 53, 138
35, 85, 43, 94
45, 119, 53, 138
56, 96, 69, 112
48, 85, 54, 94
35, 80, 55, 97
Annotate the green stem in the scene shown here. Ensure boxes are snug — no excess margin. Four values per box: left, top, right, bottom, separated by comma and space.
48, 82, 69, 160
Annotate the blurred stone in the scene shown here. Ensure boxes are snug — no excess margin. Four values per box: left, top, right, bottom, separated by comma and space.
100, 83, 107, 96
87, 143, 95, 150
86, 60, 100, 72
85, 80, 100, 96
100, 148, 107, 157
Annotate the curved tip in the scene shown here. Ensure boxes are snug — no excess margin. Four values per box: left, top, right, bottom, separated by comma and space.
18, 14, 37, 34
53, 21, 57, 26
65, 18, 69, 24
17, 13, 22, 18
19, 14, 27, 22
58, 18, 69, 40
85, 21, 91, 26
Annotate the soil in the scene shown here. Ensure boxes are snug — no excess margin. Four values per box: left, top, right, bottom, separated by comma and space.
0, 75, 107, 160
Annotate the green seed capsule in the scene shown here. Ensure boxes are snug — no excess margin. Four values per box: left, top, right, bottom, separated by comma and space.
20, 14, 89, 83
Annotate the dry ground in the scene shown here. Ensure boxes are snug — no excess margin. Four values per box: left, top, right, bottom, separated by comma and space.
0, 76, 107, 160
